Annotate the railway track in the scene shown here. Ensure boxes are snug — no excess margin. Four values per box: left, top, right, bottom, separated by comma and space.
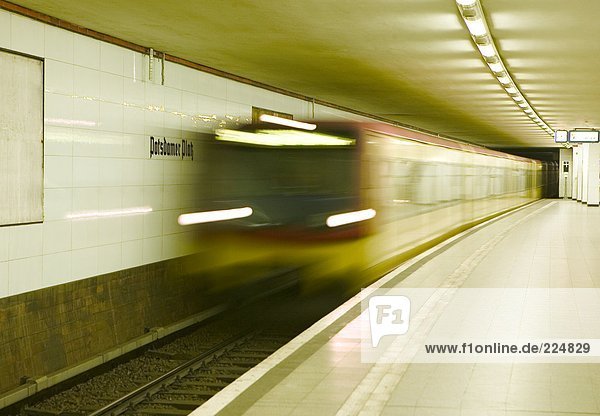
87, 330, 289, 416
22, 329, 294, 416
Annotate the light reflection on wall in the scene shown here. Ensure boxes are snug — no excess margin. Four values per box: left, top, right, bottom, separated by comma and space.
66, 206, 153, 219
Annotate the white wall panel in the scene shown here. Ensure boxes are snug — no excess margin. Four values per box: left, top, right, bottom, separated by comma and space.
122, 240, 142, 268
42, 220, 72, 254
100, 42, 124, 76
43, 188, 72, 221
74, 36, 100, 69
142, 236, 162, 263
43, 251, 71, 286
45, 60, 73, 95
8, 223, 42, 261
71, 247, 98, 278
71, 218, 99, 249
8, 256, 42, 295
44, 155, 73, 188
0, 228, 8, 261
98, 243, 122, 274
44, 126, 73, 156
0, 262, 8, 297
0, 12, 9, 49
44, 25, 74, 64
10, 13, 43, 56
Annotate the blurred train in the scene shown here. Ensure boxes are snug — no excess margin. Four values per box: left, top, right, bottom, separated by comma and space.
183, 121, 542, 294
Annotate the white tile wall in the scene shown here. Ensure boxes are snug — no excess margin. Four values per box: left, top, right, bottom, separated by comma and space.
44, 25, 74, 64
123, 50, 143, 81
72, 218, 99, 249
9, 256, 43, 295
0, 7, 366, 299
45, 60, 74, 95
74, 66, 100, 98
45, 126, 73, 157
0, 262, 8, 297
98, 243, 122, 274
142, 236, 162, 263
9, 224, 43, 260
45, 155, 73, 188
122, 240, 142, 268
74, 36, 100, 69
100, 42, 124, 76
44, 189, 73, 221
43, 251, 71, 286
42, 220, 72, 254
0, 228, 8, 261
11, 13, 44, 56
0, 12, 10, 49
71, 247, 98, 279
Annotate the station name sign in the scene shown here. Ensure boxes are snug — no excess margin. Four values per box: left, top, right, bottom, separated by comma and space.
149, 136, 194, 160
554, 129, 599, 143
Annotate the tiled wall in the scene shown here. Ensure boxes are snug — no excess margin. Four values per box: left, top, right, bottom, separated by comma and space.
0, 8, 367, 300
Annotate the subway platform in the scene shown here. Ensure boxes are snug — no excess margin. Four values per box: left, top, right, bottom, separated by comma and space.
191, 199, 600, 416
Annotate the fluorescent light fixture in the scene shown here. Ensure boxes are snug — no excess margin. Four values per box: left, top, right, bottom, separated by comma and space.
326, 209, 376, 228
488, 62, 503, 72
216, 129, 355, 147
477, 43, 496, 57
456, 0, 553, 136
178, 207, 253, 225
67, 207, 153, 219
259, 114, 317, 131
465, 18, 486, 36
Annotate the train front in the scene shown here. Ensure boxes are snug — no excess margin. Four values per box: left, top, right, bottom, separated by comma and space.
181, 122, 369, 293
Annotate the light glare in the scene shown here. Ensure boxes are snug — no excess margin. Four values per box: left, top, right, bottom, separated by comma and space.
477, 44, 496, 57
456, 0, 477, 5
488, 62, 503, 72
67, 207, 153, 219
178, 207, 253, 225
497, 75, 510, 84
465, 19, 486, 36
326, 209, 376, 228
216, 129, 355, 147
259, 114, 317, 131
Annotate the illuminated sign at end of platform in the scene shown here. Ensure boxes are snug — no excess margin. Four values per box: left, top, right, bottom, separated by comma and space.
569, 130, 599, 143
554, 130, 568, 143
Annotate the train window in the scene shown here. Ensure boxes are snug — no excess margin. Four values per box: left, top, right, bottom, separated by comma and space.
0, 50, 43, 226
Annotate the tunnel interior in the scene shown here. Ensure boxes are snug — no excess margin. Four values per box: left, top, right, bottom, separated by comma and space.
494, 147, 560, 198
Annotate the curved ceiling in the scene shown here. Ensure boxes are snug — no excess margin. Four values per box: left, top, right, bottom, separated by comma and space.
6, 0, 599, 148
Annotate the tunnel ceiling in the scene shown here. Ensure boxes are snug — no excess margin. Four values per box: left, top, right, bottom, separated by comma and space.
7, 0, 600, 148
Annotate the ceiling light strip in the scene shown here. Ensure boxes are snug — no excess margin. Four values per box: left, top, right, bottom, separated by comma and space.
455, 0, 553, 136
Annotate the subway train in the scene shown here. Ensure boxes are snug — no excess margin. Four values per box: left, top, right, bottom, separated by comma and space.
182, 121, 542, 294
